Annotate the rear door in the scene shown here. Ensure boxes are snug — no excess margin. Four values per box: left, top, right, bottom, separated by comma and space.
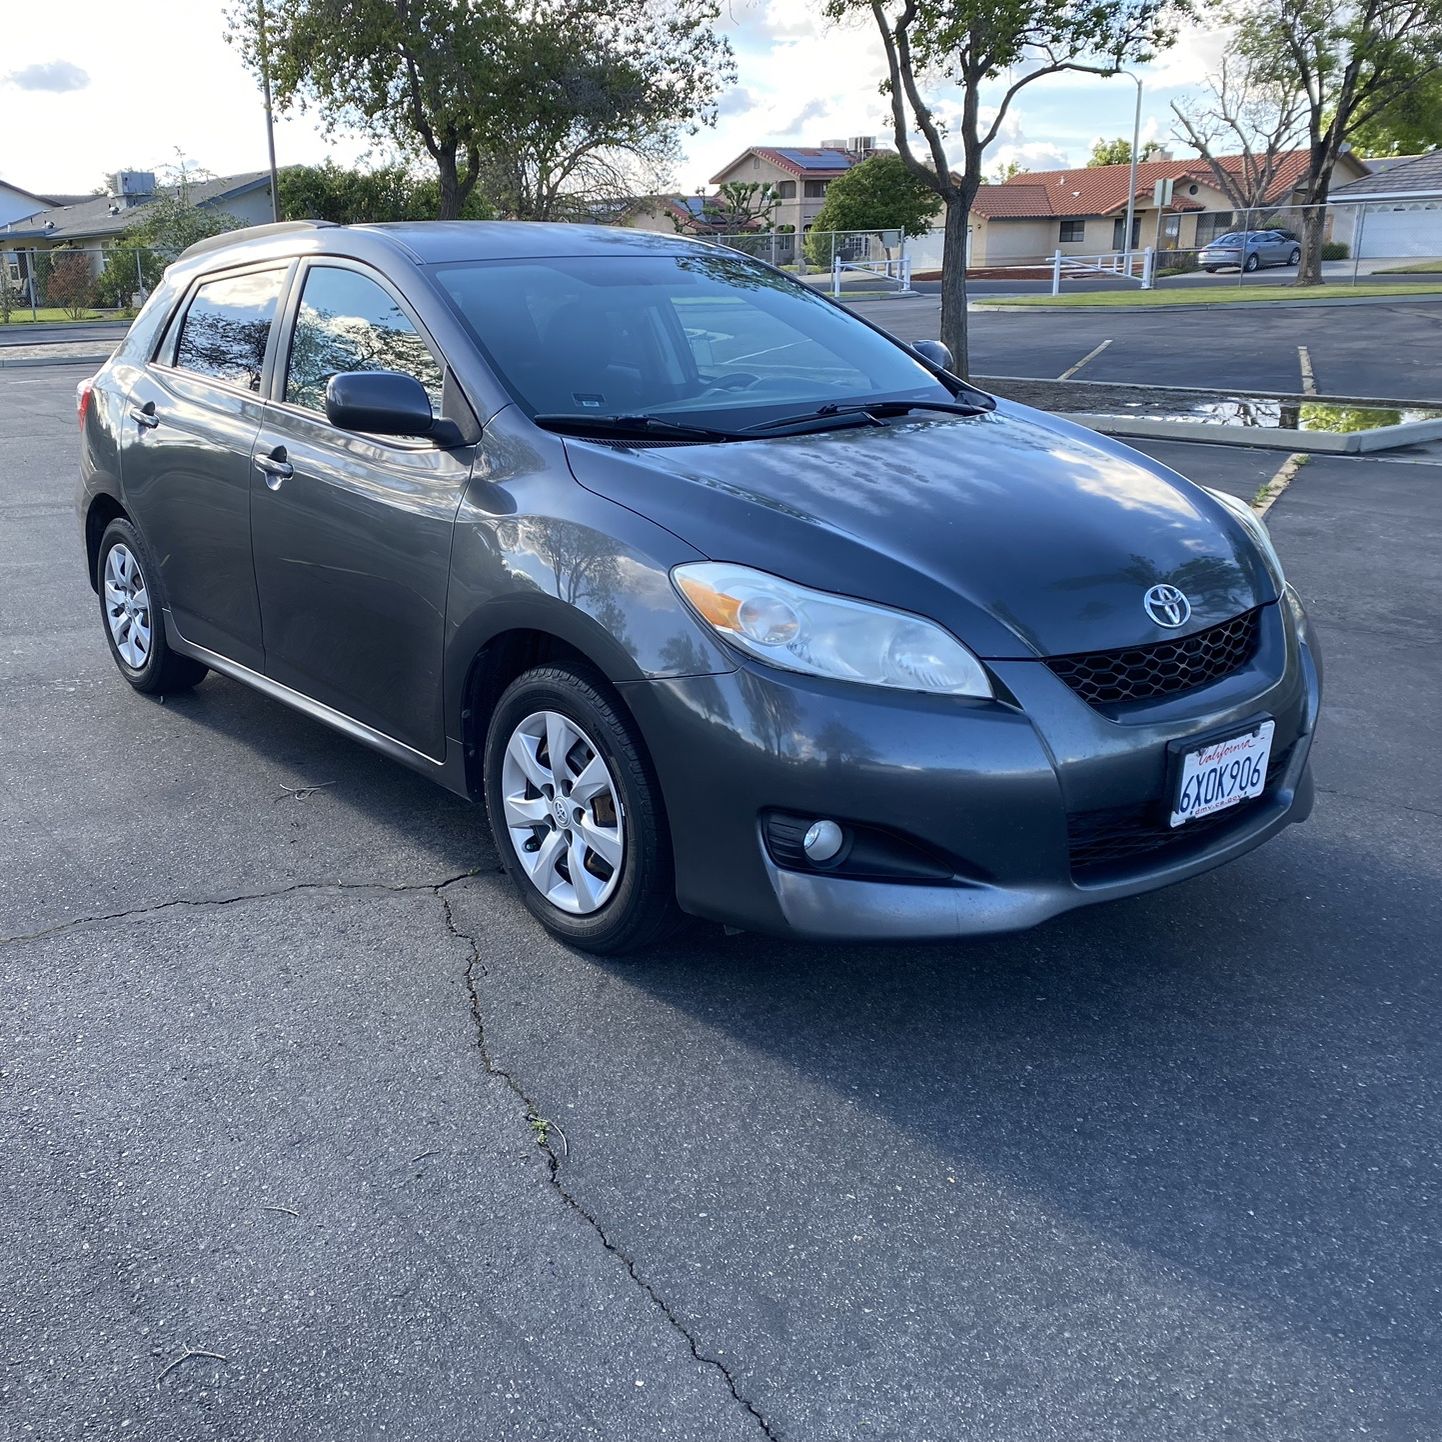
120, 263, 291, 669
249, 258, 475, 760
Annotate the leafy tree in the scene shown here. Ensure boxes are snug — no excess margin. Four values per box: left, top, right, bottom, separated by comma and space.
1235, 0, 1442, 283
1087, 136, 1164, 166
804, 153, 942, 264
1171, 45, 1308, 213
1347, 71, 1442, 154
45, 252, 97, 320
277, 161, 492, 222
229, 0, 733, 221
825, 0, 1185, 375
989, 159, 1025, 183
129, 191, 245, 259
0, 264, 21, 322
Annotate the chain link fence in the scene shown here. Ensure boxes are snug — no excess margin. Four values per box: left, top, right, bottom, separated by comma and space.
0, 245, 167, 322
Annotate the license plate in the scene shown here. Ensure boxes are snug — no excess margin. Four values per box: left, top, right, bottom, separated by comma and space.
1170, 720, 1275, 828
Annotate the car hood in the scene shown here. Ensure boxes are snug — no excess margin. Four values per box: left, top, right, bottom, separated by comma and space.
562, 398, 1277, 659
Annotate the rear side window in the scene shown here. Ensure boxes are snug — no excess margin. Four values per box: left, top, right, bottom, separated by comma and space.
172, 269, 287, 391
284, 265, 443, 414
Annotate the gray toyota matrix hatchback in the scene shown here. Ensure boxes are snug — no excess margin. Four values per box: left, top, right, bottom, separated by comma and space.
77, 221, 1321, 953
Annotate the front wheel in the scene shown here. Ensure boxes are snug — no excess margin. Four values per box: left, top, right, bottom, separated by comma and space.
96, 519, 208, 694
483, 663, 683, 954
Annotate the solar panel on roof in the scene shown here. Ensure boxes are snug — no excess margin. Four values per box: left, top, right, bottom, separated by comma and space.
773, 148, 853, 169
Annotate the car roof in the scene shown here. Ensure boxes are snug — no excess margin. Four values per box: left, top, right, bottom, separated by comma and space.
174, 219, 724, 275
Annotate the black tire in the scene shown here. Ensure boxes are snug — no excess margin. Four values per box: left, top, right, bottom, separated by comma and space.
96, 518, 208, 695
1203, 267, 1218, 274
1289, 248, 1301, 266
483, 663, 684, 955
1244, 252, 1260, 273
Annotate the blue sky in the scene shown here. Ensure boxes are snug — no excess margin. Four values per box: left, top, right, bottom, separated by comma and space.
1, 0, 1229, 198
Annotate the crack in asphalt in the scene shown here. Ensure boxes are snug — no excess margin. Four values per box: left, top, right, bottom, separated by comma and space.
1314, 785, 1442, 821
0, 873, 483, 947
436, 879, 781, 1442
5, 869, 777, 1435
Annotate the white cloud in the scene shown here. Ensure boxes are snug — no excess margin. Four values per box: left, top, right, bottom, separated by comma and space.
5, 60, 90, 92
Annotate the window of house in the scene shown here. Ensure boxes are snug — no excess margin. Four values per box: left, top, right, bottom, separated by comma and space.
804, 180, 828, 198
776, 180, 796, 199
285, 265, 443, 415
1059, 219, 1085, 243
172, 267, 288, 391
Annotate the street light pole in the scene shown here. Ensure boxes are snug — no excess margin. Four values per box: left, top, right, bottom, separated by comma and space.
257, 0, 281, 223
1121, 71, 1143, 276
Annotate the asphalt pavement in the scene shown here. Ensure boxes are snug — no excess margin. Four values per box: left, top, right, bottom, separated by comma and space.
3, 366, 1439, 1441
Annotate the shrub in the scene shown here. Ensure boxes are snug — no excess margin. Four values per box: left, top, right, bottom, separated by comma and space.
44, 252, 97, 320
1321, 240, 1350, 261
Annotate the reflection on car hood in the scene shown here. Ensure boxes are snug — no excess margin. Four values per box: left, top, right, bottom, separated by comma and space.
562, 397, 1277, 658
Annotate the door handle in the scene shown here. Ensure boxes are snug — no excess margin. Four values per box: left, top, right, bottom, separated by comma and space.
128, 403, 159, 430
255, 449, 294, 489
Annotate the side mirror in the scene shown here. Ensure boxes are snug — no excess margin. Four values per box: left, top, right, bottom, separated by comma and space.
325, 370, 438, 438
912, 339, 954, 372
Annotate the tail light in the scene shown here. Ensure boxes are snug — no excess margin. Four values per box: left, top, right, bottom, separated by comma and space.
76, 376, 95, 430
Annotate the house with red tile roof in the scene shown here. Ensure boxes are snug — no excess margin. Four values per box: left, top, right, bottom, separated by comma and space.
967, 150, 1370, 266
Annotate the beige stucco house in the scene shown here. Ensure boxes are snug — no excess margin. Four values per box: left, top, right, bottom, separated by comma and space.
968, 151, 1371, 267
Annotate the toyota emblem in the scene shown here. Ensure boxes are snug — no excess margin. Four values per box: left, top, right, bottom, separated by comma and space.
1143, 583, 1191, 628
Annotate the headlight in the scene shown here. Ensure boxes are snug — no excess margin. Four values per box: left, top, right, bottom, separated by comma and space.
1205, 487, 1286, 586
672, 561, 993, 697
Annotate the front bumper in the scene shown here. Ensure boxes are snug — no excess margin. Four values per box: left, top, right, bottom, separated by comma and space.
620, 591, 1322, 941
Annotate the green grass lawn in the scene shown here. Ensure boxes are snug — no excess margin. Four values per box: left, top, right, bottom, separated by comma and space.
986, 281, 1442, 307
0, 307, 117, 323
1372, 260, 1442, 275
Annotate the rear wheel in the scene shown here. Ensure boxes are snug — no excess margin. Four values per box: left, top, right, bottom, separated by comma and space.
96, 519, 207, 694
1203, 267, 1218, 274
1244, 252, 1260, 273
483, 663, 683, 954
1289, 247, 1301, 266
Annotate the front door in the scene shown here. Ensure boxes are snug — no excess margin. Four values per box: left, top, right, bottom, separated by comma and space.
119, 264, 290, 670
249, 260, 474, 759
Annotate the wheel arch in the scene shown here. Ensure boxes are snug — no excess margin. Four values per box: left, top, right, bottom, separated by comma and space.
458, 622, 644, 801
85, 493, 130, 591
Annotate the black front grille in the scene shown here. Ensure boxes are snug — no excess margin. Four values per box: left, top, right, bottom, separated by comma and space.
1047, 609, 1262, 707
1067, 742, 1294, 876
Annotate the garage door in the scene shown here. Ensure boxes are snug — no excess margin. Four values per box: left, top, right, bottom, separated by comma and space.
1356, 200, 1442, 258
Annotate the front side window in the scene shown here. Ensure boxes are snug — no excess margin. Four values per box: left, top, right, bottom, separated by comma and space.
285, 265, 443, 415
434, 251, 951, 429
173, 268, 287, 391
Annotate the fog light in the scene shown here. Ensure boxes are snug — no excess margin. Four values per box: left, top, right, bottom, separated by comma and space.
803, 819, 845, 863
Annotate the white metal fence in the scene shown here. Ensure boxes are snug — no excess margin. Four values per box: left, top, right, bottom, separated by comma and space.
709, 228, 918, 294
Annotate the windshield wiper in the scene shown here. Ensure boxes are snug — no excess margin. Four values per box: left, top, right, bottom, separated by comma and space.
743, 398, 992, 435
532, 412, 742, 443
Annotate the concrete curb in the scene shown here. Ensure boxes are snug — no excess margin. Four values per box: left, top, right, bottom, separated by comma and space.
973, 291, 1442, 315
976, 375, 1439, 412
0, 352, 110, 369
1062, 411, 1442, 453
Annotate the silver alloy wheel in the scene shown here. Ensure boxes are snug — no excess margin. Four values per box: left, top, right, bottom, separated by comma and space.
103, 543, 152, 670
500, 709, 625, 915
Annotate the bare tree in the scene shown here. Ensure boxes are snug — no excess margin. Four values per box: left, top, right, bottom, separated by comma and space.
1171, 50, 1307, 215
827, 0, 1185, 376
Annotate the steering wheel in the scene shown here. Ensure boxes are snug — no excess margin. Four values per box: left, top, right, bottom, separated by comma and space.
700, 371, 761, 392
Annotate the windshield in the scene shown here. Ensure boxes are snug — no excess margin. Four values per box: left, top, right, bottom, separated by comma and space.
432, 251, 953, 429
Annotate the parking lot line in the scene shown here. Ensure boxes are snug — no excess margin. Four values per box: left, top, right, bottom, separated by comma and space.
1298, 345, 1317, 395
1057, 339, 1112, 380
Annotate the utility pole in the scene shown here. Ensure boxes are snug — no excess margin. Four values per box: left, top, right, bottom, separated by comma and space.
1120, 71, 1143, 275
257, 0, 281, 222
